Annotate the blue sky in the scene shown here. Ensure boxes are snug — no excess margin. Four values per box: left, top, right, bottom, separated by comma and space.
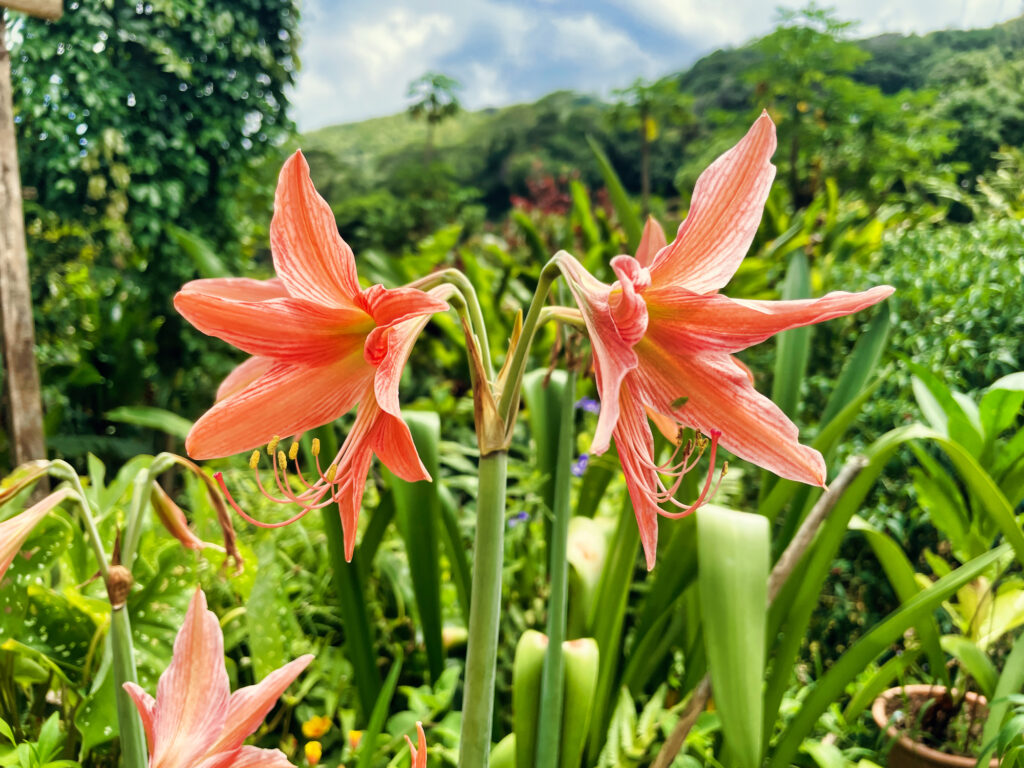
293, 0, 1024, 131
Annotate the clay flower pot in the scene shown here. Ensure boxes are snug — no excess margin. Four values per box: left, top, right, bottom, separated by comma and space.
872, 684, 998, 768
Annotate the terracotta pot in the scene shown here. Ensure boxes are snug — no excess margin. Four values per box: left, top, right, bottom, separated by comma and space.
871, 684, 998, 768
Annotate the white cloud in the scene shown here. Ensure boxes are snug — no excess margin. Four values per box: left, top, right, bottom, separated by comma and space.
549, 13, 659, 81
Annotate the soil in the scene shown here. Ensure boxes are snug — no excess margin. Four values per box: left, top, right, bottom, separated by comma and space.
883, 687, 990, 757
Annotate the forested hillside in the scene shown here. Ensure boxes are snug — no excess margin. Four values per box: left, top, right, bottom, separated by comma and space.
301, 11, 1024, 250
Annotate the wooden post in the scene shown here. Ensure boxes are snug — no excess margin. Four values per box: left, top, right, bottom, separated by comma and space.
0, 2, 61, 465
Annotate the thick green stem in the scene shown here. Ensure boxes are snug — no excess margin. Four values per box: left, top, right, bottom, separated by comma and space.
535, 372, 576, 767
458, 452, 509, 768
111, 607, 147, 768
411, 268, 493, 378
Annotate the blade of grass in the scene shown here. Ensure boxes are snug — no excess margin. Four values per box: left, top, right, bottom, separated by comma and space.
586, 135, 642, 251
355, 651, 404, 768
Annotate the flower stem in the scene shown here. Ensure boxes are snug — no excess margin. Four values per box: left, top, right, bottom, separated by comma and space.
535, 371, 576, 768
458, 450, 508, 768
110, 606, 148, 768
498, 258, 561, 423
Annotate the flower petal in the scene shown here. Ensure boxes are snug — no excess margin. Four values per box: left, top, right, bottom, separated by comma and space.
207, 655, 314, 755
0, 488, 75, 583
359, 283, 450, 330
271, 151, 361, 306
635, 216, 667, 268
406, 722, 427, 768
649, 113, 777, 293
371, 285, 452, 420
122, 682, 158, 760
638, 349, 826, 487
179, 277, 289, 302
216, 357, 274, 402
174, 289, 371, 366
150, 588, 231, 768
193, 746, 296, 768
644, 285, 894, 354
555, 253, 641, 454
186, 356, 371, 460
613, 384, 662, 570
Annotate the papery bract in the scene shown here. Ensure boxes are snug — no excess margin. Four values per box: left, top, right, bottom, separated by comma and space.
175, 151, 450, 559
557, 112, 894, 569
123, 588, 313, 768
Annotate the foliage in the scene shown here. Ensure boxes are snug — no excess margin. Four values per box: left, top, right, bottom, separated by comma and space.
6, 0, 299, 465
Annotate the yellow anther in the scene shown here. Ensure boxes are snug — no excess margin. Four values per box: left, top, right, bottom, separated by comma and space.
288, 442, 299, 461
325, 464, 337, 483
267, 435, 281, 455
277, 450, 287, 468
311, 438, 320, 456
721, 461, 729, 476
248, 450, 260, 470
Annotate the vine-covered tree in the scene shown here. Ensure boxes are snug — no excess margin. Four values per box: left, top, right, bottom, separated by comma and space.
6, 0, 299, 462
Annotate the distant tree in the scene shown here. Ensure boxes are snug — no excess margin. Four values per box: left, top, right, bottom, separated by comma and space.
406, 71, 462, 161
611, 77, 693, 213
746, 4, 953, 209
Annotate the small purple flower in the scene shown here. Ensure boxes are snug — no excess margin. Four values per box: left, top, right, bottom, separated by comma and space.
571, 453, 589, 477
574, 397, 601, 415
508, 511, 530, 529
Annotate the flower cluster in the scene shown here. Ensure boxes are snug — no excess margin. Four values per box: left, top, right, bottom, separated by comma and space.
177, 113, 891, 570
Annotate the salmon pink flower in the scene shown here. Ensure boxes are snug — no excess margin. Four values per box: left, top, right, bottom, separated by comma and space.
0, 487, 75, 584
557, 113, 894, 569
123, 588, 313, 768
175, 151, 450, 559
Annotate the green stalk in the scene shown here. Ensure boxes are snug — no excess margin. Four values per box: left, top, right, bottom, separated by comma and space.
497, 259, 560, 423
322, 506, 381, 719
458, 452, 509, 768
49, 461, 146, 768
111, 607, 147, 768
535, 372, 576, 768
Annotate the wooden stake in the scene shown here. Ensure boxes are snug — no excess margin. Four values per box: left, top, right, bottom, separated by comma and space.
0, 15, 48, 464
1, 2, 61, 21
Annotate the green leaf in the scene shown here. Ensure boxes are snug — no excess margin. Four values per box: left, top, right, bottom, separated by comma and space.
698, 505, 769, 768
979, 372, 1024, 441
104, 406, 192, 440
586, 135, 643, 251
167, 224, 230, 279
818, 299, 891, 426
356, 651, 404, 768
940, 635, 997, 698
387, 411, 444, 683
772, 250, 812, 419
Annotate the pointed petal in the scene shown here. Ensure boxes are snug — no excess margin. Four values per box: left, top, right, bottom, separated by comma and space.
406, 722, 427, 768
649, 113, 777, 293
174, 288, 371, 366
185, 356, 371, 459
150, 588, 231, 768
635, 216, 667, 268
193, 746, 296, 768
359, 283, 450, 330
178, 277, 288, 302
0, 488, 75, 583
122, 682, 157, 759
614, 385, 661, 570
216, 357, 274, 402
644, 284, 894, 354
372, 411, 430, 484
555, 252, 641, 454
638, 349, 826, 487
271, 151, 361, 306
207, 655, 314, 754
371, 285, 452, 420
151, 482, 208, 552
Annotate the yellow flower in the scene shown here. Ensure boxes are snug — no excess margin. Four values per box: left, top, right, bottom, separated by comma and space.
302, 715, 332, 740
304, 740, 322, 766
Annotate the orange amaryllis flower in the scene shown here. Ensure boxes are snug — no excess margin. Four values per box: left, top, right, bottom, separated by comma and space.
123, 588, 313, 768
174, 151, 450, 559
406, 722, 427, 768
557, 113, 894, 569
